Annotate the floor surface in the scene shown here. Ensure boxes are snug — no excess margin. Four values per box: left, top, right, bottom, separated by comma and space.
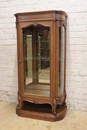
0, 101, 87, 130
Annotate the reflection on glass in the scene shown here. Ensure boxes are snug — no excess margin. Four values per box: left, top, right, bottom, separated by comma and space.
23, 25, 50, 96
58, 26, 65, 96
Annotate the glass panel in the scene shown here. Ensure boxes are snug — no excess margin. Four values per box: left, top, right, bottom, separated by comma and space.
58, 25, 65, 96
23, 25, 50, 96
38, 30, 50, 83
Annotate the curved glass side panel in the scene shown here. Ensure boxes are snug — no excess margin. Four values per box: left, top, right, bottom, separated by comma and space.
23, 25, 50, 96
58, 25, 65, 96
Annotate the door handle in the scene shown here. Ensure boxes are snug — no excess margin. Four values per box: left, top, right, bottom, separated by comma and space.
19, 59, 22, 64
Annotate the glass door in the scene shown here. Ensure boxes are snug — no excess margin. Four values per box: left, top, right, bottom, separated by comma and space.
58, 25, 65, 96
22, 24, 50, 96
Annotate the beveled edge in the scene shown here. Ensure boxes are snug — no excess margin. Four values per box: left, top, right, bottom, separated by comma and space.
14, 10, 68, 17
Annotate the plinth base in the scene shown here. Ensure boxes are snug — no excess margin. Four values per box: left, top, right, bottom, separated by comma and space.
16, 102, 67, 121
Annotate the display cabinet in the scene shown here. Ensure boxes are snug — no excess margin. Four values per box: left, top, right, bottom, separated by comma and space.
15, 10, 68, 121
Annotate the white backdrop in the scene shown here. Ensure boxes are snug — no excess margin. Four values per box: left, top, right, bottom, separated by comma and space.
0, 0, 87, 111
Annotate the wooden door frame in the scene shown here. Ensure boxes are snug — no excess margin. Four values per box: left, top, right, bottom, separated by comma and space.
17, 21, 56, 100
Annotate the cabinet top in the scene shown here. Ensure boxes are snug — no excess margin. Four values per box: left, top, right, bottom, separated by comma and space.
15, 10, 67, 22
15, 10, 67, 16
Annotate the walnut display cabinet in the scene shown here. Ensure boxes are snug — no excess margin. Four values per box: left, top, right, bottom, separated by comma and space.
15, 10, 68, 121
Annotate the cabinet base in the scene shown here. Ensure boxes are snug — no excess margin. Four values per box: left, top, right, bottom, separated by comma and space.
16, 103, 67, 121
16, 102, 67, 121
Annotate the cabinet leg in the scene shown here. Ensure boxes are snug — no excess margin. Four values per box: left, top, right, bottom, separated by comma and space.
18, 95, 23, 110
51, 99, 57, 115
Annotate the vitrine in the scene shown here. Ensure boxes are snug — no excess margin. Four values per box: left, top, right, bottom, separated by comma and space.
15, 10, 68, 121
